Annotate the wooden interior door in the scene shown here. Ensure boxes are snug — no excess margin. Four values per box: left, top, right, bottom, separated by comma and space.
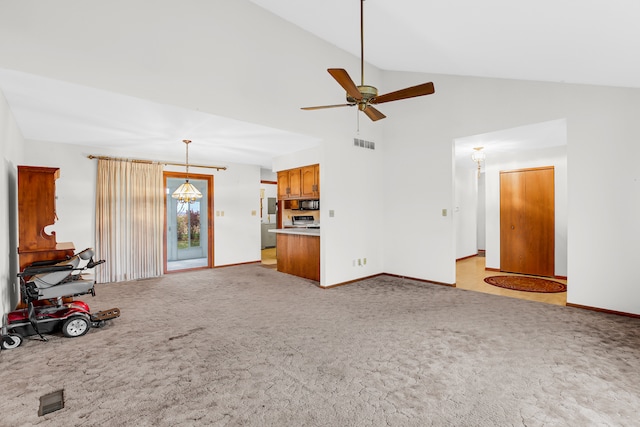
500, 167, 554, 276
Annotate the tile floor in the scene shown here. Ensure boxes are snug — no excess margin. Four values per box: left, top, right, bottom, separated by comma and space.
455, 255, 567, 306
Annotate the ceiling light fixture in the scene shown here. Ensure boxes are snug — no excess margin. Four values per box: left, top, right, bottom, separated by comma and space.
471, 147, 486, 178
172, 139, 202, 203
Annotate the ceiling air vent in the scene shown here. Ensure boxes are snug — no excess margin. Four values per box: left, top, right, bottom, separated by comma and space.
353, 138, 375, 150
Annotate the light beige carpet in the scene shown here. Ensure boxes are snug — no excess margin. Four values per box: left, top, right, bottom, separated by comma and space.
2, 265, 640, 426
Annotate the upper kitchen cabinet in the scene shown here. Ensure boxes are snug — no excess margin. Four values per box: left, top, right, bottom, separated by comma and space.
278, 168, 301, 199
300, 164, 319, 199
278, 164, 319, 200
277, 170, 290, 199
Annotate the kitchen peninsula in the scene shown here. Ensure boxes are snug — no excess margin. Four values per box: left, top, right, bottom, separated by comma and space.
270, 164, 320, 281
269, 228, 319, 281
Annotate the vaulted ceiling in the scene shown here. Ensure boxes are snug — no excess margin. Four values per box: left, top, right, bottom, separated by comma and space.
251, 0, 640, 89
1, 1, 637, 169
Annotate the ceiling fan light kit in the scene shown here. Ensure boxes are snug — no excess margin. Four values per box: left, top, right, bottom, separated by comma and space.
302, 0, 435, 121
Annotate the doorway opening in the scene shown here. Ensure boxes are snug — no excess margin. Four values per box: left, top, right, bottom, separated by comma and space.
453, 119, 567, 305
260, 179, 278, 268
164, 172, 214, 272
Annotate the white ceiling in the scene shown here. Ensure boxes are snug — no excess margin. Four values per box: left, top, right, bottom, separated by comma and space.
455, 119, 567, 170
250, 0, 640, 89
0, 68, 320, 170
1, 0, 636, 169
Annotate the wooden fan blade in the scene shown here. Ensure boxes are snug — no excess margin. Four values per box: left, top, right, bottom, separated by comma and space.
328, 68, 363, 101
363, 105, 386, 121
371, 82, 435, 105
301, 104, 354, 111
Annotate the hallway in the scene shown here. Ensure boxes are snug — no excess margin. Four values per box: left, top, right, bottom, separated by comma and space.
456, 254, 566, 306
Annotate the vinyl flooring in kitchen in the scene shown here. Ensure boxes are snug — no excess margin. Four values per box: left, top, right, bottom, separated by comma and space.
261, 247, 277, 267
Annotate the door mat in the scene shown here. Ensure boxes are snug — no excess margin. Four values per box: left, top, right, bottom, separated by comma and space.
484, 276, 567, 293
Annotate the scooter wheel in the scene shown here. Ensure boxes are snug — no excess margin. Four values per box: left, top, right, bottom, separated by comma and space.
62, 316, 91, 338
1, 333, 23, 350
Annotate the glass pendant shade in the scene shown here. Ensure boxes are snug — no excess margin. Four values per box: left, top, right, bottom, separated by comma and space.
471, 148, 486, 163
172, 180, 202, 203
471, 147, 485, 178
171, 139, 203, 203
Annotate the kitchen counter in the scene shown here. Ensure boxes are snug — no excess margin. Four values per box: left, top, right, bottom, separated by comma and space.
268, 228, 319, 281
268, 228, 320, 236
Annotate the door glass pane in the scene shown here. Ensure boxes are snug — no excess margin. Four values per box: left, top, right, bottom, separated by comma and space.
166, 177, 208, 271
177, 200, 201, 249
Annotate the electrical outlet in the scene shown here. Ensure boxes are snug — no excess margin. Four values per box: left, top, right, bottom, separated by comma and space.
216, 211, 220, 217
221, 211, 224, 217
363, 258, 367, 265
329, 210, 335, 217
358, 258, 362, 266
442, 208, 447, 216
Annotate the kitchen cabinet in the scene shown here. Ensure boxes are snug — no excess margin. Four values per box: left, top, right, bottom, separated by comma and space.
277, 168, 301, 199
275, 232, 320, 281
278, 164, 319, 200
277, 170, 289, 199
300, 164, 319, 198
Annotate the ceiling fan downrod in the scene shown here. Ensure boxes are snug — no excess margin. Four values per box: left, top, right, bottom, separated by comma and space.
300, 0, 435, 122
360, 0, 365, 87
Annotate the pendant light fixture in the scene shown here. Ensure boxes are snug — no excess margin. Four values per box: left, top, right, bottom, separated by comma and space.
172, 139, 202, 203
471, 146, 486, 178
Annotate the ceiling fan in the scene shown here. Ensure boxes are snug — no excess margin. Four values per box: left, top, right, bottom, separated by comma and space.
301, 0, 435, 121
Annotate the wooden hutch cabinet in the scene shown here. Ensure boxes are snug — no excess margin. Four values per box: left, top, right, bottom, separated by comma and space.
17, 166, 74, 271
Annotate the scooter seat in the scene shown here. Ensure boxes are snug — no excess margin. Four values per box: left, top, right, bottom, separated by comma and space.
31, 257, 80, 289
19, 248, 102, 301
35, 279, 95, 300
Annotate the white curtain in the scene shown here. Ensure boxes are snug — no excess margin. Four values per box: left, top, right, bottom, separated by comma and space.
95, 159, 164, 283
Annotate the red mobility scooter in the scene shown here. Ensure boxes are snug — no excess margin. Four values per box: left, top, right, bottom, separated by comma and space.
1, 248, 120, 350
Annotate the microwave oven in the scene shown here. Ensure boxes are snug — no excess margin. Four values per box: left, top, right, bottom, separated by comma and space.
299, 199, 319, 210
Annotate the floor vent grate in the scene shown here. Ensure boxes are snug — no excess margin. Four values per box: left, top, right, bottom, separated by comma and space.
39, 389, 64, 416
353, 138, 375, 150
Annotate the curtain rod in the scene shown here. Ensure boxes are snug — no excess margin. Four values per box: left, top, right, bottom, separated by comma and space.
87, 155, 227, 171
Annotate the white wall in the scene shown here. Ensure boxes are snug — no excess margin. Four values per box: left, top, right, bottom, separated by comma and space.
1, 1, 640, 314
382, 70, 640, 314
22, 140, 262, 268
454, 165, 479, 260
0, 89, 24, 322
477, 174, 486, 251
318, 133, 385, 286
1, 0, 388, 289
